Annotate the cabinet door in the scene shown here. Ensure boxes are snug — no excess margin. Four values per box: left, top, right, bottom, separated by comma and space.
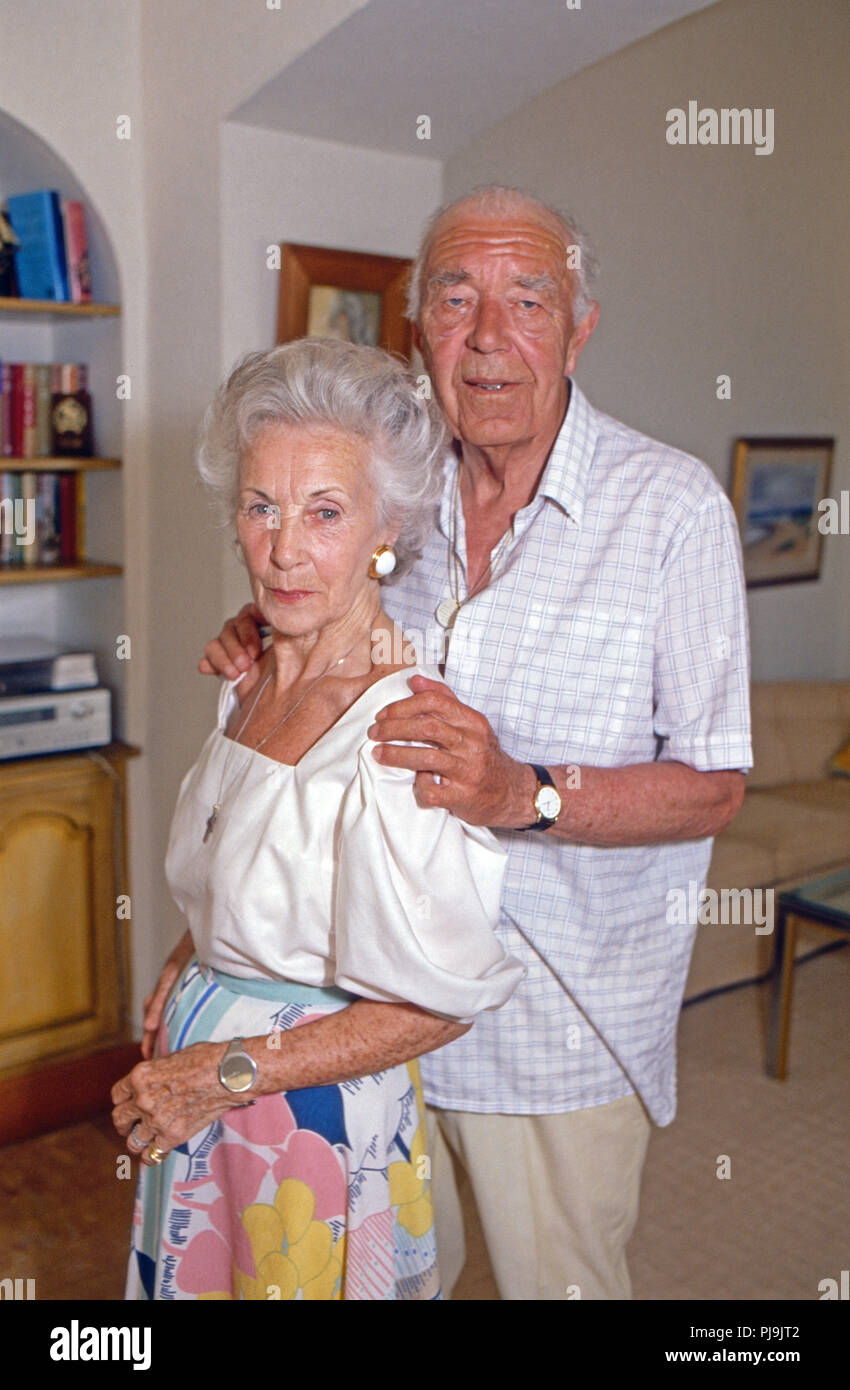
0, 755, 123, 1072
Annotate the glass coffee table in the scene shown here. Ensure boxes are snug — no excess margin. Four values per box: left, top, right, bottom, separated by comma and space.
767, 866, 850, 1079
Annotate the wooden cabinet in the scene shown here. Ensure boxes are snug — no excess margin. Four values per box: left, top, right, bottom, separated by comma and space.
0, 742, 139, 1143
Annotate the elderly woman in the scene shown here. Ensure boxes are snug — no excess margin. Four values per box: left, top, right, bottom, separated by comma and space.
112, 338, 523, 1301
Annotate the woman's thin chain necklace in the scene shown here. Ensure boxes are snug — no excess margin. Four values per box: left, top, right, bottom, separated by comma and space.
202, 633, 365, 843
435, 461, 514, 632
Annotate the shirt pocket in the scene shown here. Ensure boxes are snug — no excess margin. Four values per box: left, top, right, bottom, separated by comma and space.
498, 601, 653, 760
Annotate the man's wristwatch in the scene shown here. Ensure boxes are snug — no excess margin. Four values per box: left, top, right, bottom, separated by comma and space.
218, 1037, 258, 1094
522, 763, 562, 831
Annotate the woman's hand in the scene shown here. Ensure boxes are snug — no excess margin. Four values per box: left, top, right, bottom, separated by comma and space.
140, 930, 195, 1060
111, 1042, 236, 1165
198, 602, 265, 702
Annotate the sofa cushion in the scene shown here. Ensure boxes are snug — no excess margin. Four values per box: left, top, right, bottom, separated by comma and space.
689, 685, 850, 1000
749, 682, 850, 788
706, 832, 777, 893
765, 780, 850, 812
707, 785, 850, 887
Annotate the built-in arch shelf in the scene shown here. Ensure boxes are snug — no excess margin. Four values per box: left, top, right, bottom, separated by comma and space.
0, 104, 136, 1135
0, 105, 125, 672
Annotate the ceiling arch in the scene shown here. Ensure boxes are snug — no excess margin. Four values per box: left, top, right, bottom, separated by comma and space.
230, 0, 720, 160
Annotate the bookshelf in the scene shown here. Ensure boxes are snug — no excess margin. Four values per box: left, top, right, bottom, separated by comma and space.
0, 114, 138, 1137
0, 296, 120, 318
2, 454, 120, 469
1, 430, 123, 582
0, 562, 122, 585
1, 299, 125, 592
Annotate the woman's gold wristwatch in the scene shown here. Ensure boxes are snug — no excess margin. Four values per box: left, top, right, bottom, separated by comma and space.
522, 764, 562, 831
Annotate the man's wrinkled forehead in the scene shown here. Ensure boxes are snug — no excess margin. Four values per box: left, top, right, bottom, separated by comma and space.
423, 212, 570, 288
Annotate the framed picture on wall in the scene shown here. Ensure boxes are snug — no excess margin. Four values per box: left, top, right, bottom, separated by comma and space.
276, 242, 412, 358
730, 436, 835, 588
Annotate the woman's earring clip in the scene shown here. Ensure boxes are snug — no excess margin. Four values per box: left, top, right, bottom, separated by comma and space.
368, 545, 397, 579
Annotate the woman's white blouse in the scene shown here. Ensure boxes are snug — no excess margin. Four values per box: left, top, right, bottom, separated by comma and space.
165, 665, 524, 1023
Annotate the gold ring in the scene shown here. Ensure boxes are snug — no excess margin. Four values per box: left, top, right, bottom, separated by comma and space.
148, 1145, 167, 1164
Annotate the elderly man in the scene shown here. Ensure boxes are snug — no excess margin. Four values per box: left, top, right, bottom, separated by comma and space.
195, 185, 752, 1300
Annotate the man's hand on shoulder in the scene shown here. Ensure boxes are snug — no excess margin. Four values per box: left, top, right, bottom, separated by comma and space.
368, 674, 536, 828
199, 602, 265, 700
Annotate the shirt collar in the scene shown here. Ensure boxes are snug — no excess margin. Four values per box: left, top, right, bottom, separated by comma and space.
532, 378, 598, 528
437, 378, 598, 536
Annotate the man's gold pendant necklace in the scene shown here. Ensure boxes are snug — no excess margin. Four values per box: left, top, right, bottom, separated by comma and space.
435, 597, 462, 630
435, 463, 513, 632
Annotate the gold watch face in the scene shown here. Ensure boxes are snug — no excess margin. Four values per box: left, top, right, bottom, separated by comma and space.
535, 785, 561, 821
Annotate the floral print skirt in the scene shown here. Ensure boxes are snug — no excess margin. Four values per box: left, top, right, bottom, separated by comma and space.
125, 958, 441, 1300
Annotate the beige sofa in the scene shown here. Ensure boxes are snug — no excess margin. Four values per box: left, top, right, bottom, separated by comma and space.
684, 681, 850, 1000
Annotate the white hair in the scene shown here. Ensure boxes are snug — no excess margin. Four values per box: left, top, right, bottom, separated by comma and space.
405, 184, 599, 323
197, 338, 449, 583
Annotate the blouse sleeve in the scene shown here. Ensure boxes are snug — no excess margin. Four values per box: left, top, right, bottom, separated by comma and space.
332, 741, 525, 1023
217, 672, 252, 730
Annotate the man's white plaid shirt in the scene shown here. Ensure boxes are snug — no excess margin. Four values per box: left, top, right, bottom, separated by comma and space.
382, 380, 752, 1126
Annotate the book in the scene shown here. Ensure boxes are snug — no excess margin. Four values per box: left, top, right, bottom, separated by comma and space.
0, 210, 20, 297
0, 471, 20, 565
0, 363, 12, 457
61, 199, 93, 303
35, 363, 52, 456
0, 638, 98, 694
0, 362, 93, 459
0, 470, 79, 568
6, 190, 69, 301
21, 362, 37, 458
52, 362, 88, 394
36, 472, 61, 564
9, 363, 23, 455
20, 470, 38, 567
58, 472, 77, 563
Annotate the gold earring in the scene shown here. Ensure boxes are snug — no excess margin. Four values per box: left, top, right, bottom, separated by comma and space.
368, 544, 397, 579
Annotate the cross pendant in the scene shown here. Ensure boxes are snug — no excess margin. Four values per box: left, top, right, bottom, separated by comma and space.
203, 804, 220, 843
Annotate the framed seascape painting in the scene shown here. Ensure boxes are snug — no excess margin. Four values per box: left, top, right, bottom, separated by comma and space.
276, 242, 412, 359
730, 437, 835, 588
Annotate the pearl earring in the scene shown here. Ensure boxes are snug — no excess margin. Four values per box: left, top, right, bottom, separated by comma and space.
368, 545, 397, 578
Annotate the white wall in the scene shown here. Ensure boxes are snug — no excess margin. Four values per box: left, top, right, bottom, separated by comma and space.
131, 0, 383, 1017
219, 122, 441, 613
442, 0, 850, 681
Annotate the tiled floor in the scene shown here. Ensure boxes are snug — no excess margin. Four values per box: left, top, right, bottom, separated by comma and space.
0, 1113, 136, 1301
